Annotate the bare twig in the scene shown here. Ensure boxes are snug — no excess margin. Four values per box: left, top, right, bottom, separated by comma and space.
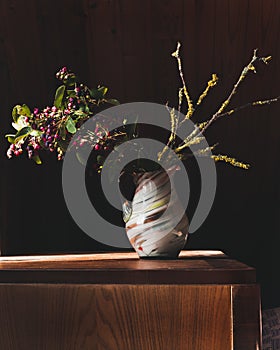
200, 49, 274, 134
172, 42, 194, 120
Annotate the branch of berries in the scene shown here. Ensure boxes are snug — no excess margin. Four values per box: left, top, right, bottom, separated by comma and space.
5, 67, 119, 164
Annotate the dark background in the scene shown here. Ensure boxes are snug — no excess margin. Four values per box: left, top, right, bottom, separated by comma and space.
0, 0, 279, 308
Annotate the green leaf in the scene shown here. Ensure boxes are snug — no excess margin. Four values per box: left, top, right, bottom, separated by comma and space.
64, 76, 76, 86
12, 105, 21, 122
89, 88, 99, 99
32, 154, 42, 165
82, 105, 89, 114
107, 99, 120, 105
54, 85, 66, 109
90, 86, 108, 100
73, 110, 86, 117
5, 134, 16, 143
20, 104, 31, 117
66, 117, 77, 134
12, 104, 31, 123
30, 129, 41, 137
59, 125, 67, 140
14, 126, 32, 143
67, 89, 76, 98
98, 86, 108, 96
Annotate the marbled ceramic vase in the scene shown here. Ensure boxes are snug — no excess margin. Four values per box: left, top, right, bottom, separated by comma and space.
122, 167, 189, 259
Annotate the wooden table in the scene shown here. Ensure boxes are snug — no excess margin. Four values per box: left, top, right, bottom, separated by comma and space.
0, 250, 261, 350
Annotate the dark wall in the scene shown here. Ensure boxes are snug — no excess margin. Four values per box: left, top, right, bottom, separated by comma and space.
0, 0, 279, 308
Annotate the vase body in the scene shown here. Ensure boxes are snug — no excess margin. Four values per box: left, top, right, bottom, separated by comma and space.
122, 168, 188, 258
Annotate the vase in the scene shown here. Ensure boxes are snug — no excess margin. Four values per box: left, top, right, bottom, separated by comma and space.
121, 166, 189, 259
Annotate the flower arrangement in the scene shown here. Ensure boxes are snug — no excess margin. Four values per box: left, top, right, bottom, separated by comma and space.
5, 67, 120, 165
5, 43, 280, 172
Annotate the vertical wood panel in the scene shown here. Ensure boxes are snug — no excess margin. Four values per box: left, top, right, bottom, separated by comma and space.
84, 0, 125, 101
118, 0, 153, 101
0, 284, 232, 350
232, 285, 262, 349
150, 0, 184, 104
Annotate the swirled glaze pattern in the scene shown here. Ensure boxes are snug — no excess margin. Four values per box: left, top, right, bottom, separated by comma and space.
124, 169, 188, 258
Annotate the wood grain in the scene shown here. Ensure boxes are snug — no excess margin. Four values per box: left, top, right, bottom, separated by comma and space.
232, 285, 262, 350
0, 284, 232, 350
0, 251, 256, 284
0, 252, 261, 349
0, 249, 226, 262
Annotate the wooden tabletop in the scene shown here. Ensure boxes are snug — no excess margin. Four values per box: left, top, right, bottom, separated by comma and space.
0, 250, 256, 284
